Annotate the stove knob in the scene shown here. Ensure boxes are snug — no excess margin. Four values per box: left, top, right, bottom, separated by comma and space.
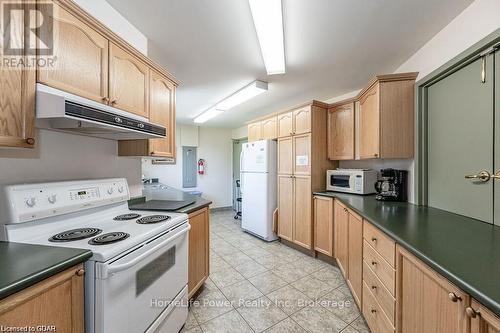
118, 186, 124, 193
48, 194, 57, 204
25, 197, 36, 208
107, 187, 114, 195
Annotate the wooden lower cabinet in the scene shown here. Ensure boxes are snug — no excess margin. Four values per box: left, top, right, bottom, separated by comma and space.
395, 245, 469, 333
0, 265, 85, 332
313, 196, 333, 256
348, 211, 363, 306
334, 199, 349, 277
188, 207, 210, 299
468, 299, 500, 333
278, 175, 294, 241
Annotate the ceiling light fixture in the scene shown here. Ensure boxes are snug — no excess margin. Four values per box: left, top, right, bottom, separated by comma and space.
193, 80, 268, 123
248, 0, 285, 75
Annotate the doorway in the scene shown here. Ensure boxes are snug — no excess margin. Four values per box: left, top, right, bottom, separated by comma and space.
232, 138, 247, 211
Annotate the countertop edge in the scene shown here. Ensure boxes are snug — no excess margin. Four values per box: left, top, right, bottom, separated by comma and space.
0, 250, 92, 300
313, 191, 500, 317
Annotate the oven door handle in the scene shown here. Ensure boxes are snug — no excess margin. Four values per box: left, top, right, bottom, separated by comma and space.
100, 223, 190, 278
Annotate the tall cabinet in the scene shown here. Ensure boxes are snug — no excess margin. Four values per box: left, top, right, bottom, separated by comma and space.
277, 101, 336, 250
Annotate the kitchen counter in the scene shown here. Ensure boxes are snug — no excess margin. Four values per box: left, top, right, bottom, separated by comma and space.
129, 184, 212, 214
314, 191, 500, 317
0, 242, 92, 300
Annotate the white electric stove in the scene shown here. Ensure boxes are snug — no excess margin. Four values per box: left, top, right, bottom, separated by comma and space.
0, 178, 190, 333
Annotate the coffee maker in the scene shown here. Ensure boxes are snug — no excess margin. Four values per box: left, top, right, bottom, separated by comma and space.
375, 169, 408, 202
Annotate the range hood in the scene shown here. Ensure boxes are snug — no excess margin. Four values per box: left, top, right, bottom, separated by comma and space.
36, 84, 166, 140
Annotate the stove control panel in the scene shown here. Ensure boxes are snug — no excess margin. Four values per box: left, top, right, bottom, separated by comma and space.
0, 179, 130, 224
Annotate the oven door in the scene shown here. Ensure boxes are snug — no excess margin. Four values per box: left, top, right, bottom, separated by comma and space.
93, 222, 190, 333
329, 173, 354, 192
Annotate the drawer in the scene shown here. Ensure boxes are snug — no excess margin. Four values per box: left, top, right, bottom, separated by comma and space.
363, 261, 395, 325
363, 221, 395, 267
363, 282, 395, 333
363, 240, 395, 295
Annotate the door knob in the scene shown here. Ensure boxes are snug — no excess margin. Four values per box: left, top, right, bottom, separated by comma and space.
465, 307, 480, 318
465, 170, 491, 182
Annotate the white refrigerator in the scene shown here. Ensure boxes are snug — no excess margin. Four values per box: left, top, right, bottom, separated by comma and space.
240, 139, 278, 241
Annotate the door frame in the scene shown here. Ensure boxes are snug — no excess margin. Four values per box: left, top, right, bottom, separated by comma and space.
415, 27, 500, 206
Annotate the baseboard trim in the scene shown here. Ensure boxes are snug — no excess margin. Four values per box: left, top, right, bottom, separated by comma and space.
209, 206, 233, 212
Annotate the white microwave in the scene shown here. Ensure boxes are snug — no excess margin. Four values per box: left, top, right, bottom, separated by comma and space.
326, 169, 378, 194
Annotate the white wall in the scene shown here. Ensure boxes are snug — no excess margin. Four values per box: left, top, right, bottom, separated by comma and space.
142, 126, 233, 208
73, 0, 148, 55
231, 126, 248, 140
0, 130, 143, 195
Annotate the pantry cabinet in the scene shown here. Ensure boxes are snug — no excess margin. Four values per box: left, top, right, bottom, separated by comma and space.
248, 121, 262, 142
395, 245, 468, 333
276, 102, 336, 251
327, 102, 355, 160
0, 0, 36, 149
0, 265, 84, 332
188, 207, 210, 299
37, 2, 109, 104
109, 43, 149, 118
313, 196, 333, 256
468, 299, 500, 333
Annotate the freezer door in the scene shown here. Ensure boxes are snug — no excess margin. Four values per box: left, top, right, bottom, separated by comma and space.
241, 140, 269, 173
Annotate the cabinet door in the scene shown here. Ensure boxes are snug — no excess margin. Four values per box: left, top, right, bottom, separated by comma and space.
0, 265, 84, 332
396, 245, 468, 333
0, 1, 36, 148
293, 176, 312, 249
313, 196, 333, 256
248, 122, 262, 142
38, 3, 108, 103
347, 211, 363, 306
278, 175, 294, 241
469, 299, 500, 333
277, 112, 293, 137
278, 137, 293, 175
188, 208, 210, 299
293, 133, 311, 175
261, 117, 278, 140
293, 107, 311, 134
109, 42, 149, 118
328, 103, 355, 160
359, 84, 380, 159
149, 71, 176, 158
334, 200, 349, 277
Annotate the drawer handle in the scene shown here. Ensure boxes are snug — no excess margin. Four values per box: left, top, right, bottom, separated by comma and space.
448, 292, 462, 303
371, 237, 377, 242
465, 307, 480, 318
76, 268, 85, 276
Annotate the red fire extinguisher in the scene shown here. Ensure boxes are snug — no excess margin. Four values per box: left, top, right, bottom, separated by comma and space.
198, 159, 206, 175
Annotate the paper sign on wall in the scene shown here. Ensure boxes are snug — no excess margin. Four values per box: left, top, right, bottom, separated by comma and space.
296, 155, 309, 166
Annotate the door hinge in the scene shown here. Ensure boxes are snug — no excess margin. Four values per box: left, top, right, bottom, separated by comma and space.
479, 43, 500, 83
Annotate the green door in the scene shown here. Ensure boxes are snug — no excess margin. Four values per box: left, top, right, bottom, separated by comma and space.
495, 51, 500, 226
427, 55, 494, 223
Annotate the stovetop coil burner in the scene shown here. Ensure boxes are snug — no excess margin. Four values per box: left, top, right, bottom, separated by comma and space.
88, 232, 130, 245
49, 228, 102, 242
136, 215, 171, 224
113, 213, 141, 221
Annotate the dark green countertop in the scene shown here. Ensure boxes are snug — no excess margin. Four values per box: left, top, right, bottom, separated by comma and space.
129, 184, 212, 214
314, 191, 500, 317
0, 242, 92, 300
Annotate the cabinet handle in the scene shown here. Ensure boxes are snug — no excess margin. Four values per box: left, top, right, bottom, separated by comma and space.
110, 99, 118, 105
371, 237, 377, 242
371, 285, 377, 290
448, 292, 461, 303
373, 153, 378, 157
25, 138, 35, 145
371, 309, 377, 314
102, 97, 110, 103
371, 261, 377, 266
465, 307, 480, 318
76, 268, 85, 276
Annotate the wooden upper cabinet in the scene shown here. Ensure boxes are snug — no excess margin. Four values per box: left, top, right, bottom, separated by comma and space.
0, 0, 36, 148
293, 176, 312, 249
278, 111, 293, 137
278, 175, 294, 241
109, 42, 149, 118
293, 133, 311, 175
313, 196, 333, 256
248, 122, 262, 142
328, 102, 355, 160
359, 83, 380, 159
396, 245, 469, 333
261, 116, 278, 140
149, 70, 176, 158
38, 3, 109, 103
293, 107, 311, 134
469, 299, 500, 333
334, 200, 349, 277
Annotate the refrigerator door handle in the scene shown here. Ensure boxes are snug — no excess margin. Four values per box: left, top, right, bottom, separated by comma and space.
240, 150, 244, 194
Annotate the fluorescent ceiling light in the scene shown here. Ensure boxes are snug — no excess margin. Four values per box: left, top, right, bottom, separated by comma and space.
194, 108, 224, 124
216, 80, 268, 111
248, 0, 285, 75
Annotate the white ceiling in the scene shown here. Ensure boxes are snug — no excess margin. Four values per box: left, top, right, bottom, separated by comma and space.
106, 0, 473, 128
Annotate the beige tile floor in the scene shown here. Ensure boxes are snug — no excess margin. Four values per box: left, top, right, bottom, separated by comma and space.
182, 210, 371, 333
